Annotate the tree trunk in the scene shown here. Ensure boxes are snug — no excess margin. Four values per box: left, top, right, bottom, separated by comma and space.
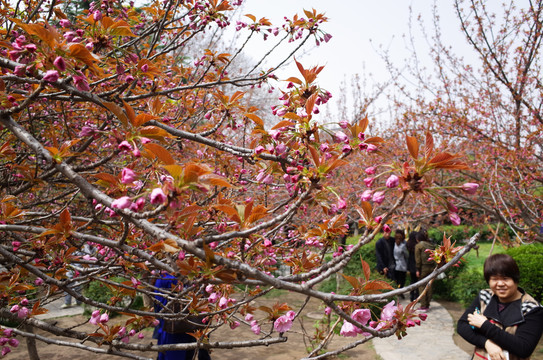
24, 324, 40, 360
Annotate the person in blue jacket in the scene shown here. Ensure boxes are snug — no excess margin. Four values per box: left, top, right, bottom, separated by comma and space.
154, 273, 211, 360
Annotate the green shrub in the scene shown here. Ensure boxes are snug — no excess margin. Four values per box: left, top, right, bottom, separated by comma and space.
449, 268, 488, 307
432, 262, 467, 301
506, 244, 543, 302
84, 277, 144, 314
85, 280, 114, 304
318, 241, 392, 294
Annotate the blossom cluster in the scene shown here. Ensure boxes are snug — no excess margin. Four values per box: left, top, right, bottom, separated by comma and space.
339, 301, 428, 339
0, 328, 19, 357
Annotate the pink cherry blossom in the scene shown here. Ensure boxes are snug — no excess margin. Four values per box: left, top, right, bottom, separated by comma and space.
449, 212, 461, 225
339, 321, 358, 337
7, 338, 18, 347
93, 10, 103, 21
286, 310, 296, 320
208, 292, 218, 303
121, 167, 137, 184
386, 175, 399, 188
275, 143, 287, 155
118, 141, 132, 151
150, 188, 167, 205
59, 19, 71, 28
73, 74, 91, 91
335, 131, 349, 144
53, 56, 66, 72
219, 296, 228, 309
380, 300, 397, 321
372, 191, 385, 204
111, 196, 132, 209
99, 313, 109, 323
251, 321, 261, 335
366, 144, 378, 153
461, 183, 479, 195
17, 307, 29, 318
364, 166, 376, 175
230, 321, 240, 329
274, 314, 293, 333
43, 70, 59, 82
320, 143, 330, 152
352, 308, 371, 325
360, 190, 373, 201
363, 177, 375, 187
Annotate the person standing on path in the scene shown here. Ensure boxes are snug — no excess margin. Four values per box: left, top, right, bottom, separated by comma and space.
415, 230, 435, 311
457, 254, 543, 360
154, 273, 211, 360
375, 230, 395, 281
393, 229, 409, 298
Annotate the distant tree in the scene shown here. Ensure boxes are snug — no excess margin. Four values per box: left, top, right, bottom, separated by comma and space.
378, 0, 543, 242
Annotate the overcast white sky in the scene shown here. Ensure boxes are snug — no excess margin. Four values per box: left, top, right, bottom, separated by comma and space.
241, 1, 458, 81
234, 0, 478, 123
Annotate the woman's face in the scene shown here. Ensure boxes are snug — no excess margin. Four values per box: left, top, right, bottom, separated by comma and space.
488, 275, 519, 303
394, 233, 404, 244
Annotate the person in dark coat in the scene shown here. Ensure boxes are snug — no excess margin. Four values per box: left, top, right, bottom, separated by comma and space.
375, 231, 395, 280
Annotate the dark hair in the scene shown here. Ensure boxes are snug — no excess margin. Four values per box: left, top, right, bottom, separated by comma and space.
483, 254, 520, 284
416, 231, 428, 243
406, 231, 418, 252
394, 229, 405, 239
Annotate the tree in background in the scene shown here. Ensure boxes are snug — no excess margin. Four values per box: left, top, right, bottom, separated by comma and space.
380, 0, 543, 242
0, 0, 476, 358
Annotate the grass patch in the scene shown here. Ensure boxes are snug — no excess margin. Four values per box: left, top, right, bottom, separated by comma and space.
462, 241, 507, 272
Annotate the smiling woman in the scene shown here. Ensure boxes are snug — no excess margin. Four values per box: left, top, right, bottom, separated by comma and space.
457, 254, 543, 360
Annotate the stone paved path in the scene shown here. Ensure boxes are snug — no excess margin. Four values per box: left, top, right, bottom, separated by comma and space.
372, 299, 471, 360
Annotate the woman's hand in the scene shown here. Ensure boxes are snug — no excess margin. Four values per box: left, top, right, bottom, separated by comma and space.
468, 310, 487, 328
485, 340, 507, 360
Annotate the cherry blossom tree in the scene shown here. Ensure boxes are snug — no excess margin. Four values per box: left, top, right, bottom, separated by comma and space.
378, 0, 543, 243
0, 0, 477, 358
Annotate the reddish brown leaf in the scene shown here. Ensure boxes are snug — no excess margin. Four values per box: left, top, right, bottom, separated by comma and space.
123, 101, 136, 125
143, 143, 174, 165
103, 102, 128, 128
360, 258, 371, 282
308, 145, 320, 167
424, 132, 434, 159
342, 274, 361, 290
271, 120, 295, 130
245, 113, 264, 127
284, 77, 303, 85
305, 93, 318, 116
93, 172, 119, 185
406, 135, 419, 159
